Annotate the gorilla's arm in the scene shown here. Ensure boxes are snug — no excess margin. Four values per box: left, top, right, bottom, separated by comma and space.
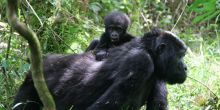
85, 39, 100, 52
146, 80, 168, 110
93, 33, 111, 60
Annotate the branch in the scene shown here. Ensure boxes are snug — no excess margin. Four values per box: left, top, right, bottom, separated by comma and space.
171, 0, 188, 32
24, 0, 43, 26
187, 76, 218, 99
7, 0, 56, 110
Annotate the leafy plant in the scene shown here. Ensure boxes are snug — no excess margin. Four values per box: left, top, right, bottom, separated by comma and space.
189, 0, 220, 23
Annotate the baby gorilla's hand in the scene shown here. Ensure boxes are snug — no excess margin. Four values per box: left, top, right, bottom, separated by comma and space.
95, 50, 109, 61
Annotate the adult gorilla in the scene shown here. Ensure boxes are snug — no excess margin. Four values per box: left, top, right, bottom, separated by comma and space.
13, 29, 187, 110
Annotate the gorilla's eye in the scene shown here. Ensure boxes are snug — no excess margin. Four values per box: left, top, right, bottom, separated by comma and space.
176, 49, 186, 57
107, 27, 113, 32
109, 27, 113, 30
116, 27, 123, 32
107, 26, 123, 33
177, 52, 185, 58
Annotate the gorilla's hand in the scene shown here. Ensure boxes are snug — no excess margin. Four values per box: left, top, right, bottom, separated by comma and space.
95, 50, 109, 61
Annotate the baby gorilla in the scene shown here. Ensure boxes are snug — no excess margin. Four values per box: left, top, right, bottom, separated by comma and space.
85, 11, 135, 60
13, 29, 187, 110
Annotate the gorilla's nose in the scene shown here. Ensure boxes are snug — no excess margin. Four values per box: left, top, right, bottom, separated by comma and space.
178, 62, 187, 71
184, 66, 187, 71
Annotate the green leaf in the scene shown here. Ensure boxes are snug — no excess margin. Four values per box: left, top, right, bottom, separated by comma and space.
89, 2, 102, 14
192, 10, 214, 23
202, 0, 216, 11
189, 0, 216, 13
201, 10, 220, 22
188, 0, 206, 11
1, 59, 8, 69
193, 10, 220, 23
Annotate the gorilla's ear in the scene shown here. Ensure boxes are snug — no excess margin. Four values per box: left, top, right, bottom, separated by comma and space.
156, 43, 166, 55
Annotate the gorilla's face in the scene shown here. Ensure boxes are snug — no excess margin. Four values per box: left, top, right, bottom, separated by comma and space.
106, 25, 125, 43
152, 31, 188, 84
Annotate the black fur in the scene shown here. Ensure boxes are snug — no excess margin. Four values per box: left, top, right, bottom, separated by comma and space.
85, 12, 134, 61
145, 28, 169, 110
85, 39, 99, 52
146, 80, 168, 110
13, 29, 187, 110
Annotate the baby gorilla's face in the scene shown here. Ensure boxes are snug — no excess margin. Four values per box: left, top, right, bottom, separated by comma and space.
104, 12, 130, 44
106, 25, 124, 43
